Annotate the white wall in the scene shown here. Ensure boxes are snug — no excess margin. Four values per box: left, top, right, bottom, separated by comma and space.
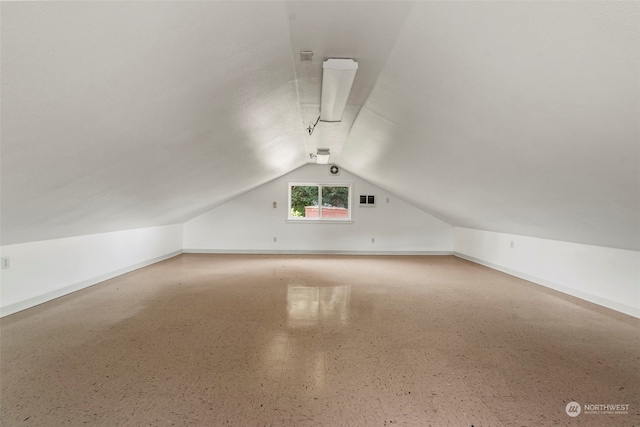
3, 204, 636, 319
454, 227, 640, 318
0, 224, 183, 316
184, 164, 453, 254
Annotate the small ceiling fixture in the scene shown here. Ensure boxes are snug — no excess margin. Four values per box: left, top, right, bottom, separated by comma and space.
320, 58, 358, 122
309, 148, 330, 164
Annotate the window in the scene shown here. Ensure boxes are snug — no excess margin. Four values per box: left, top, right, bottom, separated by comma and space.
288, 183, 352, 221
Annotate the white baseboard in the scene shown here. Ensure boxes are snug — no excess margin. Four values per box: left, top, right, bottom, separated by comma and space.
454, 252, 639, 319
183, 249, 453, 256
0, 250, 183, 317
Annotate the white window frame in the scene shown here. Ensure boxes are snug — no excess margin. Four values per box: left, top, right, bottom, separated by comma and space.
287, 182, 353, 222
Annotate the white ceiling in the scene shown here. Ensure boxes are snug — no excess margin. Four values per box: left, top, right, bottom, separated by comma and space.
2, 1, 639, 250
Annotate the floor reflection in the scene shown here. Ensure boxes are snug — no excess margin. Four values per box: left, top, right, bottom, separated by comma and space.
286, 285, 351, 328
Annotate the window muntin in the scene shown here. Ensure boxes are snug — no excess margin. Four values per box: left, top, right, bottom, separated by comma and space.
288, 183, 352, 221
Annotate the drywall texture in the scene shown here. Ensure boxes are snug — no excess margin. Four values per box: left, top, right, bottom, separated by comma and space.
2, 2, 638, 250
0, 225, 183, 316
1, 2, 308, 245
454, 227, 640, 318
338, 1, 639, 251
184, 164, 453, 253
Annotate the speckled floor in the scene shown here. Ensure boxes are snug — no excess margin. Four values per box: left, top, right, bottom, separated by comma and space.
1, 254, 638, 426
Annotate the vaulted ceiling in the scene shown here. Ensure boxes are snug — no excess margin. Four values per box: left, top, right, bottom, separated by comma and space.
2, 1, 638, 250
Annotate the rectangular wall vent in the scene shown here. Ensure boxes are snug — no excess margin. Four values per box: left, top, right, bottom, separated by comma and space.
359, 195, 375, 206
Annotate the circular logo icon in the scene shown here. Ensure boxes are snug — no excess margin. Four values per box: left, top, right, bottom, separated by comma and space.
566, 401, 581, 417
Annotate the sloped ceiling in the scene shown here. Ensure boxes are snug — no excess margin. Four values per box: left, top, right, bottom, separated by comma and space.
2, 1, 638, 250
338, 1, 640, 250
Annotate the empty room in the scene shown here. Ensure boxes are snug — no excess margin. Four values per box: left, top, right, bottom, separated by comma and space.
1, 1, 638, 426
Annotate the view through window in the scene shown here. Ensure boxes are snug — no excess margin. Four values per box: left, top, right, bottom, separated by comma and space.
288, 183, 351, 221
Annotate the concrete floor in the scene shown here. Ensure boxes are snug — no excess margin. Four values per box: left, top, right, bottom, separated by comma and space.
1, 254, 638, 426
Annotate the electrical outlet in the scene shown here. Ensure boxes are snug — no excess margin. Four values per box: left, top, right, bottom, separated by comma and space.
371, 238, 375, 243
1, 257, 9, 269
273, 237, 277, 243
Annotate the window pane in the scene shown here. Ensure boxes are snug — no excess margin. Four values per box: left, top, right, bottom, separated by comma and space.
290, 185, 318, 217
321, 186, 349, 219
